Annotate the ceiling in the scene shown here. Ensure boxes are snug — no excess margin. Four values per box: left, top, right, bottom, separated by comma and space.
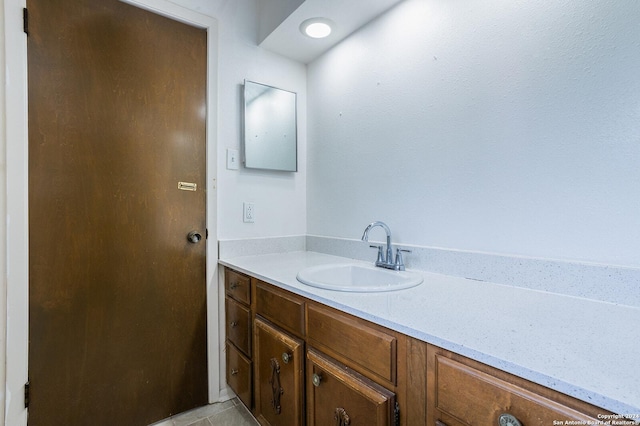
258, 0, 405, 64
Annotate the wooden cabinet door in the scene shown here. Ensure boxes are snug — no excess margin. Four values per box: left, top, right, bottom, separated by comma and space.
307, 348, 396, 426
254, 317, 305, 426
427, 345, 606, 426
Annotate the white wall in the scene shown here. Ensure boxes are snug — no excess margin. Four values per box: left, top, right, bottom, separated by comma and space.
257, 0, 305, 43
307, 0, 640, 268
177, 0, 307, 240
0, 2, 7, 424
213, 0, 307, 240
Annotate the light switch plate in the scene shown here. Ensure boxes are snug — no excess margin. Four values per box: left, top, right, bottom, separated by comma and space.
226, 148, 239, 170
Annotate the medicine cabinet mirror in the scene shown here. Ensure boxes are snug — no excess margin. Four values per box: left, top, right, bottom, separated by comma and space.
243, 80, 298, 172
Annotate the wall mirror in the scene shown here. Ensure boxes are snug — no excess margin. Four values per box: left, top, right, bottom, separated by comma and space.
243, 80, 298, 172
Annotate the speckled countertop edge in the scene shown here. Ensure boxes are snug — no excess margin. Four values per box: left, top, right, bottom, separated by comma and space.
219, 251, 640, 415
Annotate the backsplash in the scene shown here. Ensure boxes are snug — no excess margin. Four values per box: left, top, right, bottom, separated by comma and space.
218, 235, 306, 258
219, 236, 640, 308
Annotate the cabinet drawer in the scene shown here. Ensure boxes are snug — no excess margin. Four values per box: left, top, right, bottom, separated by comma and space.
225, 297, 251, 356
225, 268, 251, 305
226, 342, 252, 409
307, 304, 396, 384
255, 281, 305, 337
434, 355, 600, 426
306, 348, 396, 426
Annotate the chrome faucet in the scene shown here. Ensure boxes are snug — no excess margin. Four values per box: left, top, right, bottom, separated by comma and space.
361, 221, 410, 271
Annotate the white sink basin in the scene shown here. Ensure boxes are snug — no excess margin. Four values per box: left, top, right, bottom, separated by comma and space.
296, 263, 423, 292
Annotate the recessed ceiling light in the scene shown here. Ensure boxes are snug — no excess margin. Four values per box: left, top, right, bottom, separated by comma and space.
300, 18, 333, 39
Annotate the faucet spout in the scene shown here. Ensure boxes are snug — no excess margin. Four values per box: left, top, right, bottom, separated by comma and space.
361, 221, 391, 241
361, 221, 393, 266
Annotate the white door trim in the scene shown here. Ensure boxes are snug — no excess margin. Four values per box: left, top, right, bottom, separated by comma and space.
3, 1, 219, 424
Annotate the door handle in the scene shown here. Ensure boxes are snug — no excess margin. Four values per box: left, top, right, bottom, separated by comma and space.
187, 231, 202, 243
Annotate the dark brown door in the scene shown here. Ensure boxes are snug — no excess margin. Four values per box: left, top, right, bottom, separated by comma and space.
27, 0, 208, 424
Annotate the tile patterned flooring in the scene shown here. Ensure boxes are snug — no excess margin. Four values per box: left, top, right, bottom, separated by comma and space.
151, 398, 259, 426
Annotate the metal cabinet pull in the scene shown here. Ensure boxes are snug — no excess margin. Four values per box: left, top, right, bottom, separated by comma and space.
269, 358, 283, 414
334, 407, 350, 426
230, 369, 238, 376
282, 352, 292, 364
230, 321, 238, 327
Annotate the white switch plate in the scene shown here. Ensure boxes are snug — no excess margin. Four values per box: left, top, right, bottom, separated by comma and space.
243, 202, 255, 223
226, 148, 239, 170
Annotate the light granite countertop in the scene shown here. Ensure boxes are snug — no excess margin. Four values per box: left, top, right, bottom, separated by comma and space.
219, 251, 640, 416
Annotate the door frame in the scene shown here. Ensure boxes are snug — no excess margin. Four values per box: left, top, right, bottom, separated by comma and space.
4, 1, 220, 425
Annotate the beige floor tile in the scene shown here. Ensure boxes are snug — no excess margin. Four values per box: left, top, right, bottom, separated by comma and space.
149, 399, 246, 426
207, 403, 259, 426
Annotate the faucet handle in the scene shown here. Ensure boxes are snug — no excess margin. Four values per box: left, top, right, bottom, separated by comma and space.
394, 248, 412, 271
369, 245, 385, 263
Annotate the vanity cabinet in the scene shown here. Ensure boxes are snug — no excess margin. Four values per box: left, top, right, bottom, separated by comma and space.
426, 345, 605, 426
223, 266, 611, 426
224, 268, 400, 425
225, 268, 253, 409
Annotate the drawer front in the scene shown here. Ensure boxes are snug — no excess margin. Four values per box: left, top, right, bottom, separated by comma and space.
255, 281, 305, 337
434, 355, 599, 426
307, 304, 396, 384
254, 318, 304, 426
226, 342, 252, 409
306, 348, 396, 426
226, 297, 251, 356
225, 268, 251, 305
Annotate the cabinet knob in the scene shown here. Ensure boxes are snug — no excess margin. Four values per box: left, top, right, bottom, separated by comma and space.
435, 421, 448, 426
281, 352, 292, 364
229, 282, 239, 290
312, 373, 322, 387
230, 369, 238, 376
230, 321, 238, 327
498, 413, 522, 426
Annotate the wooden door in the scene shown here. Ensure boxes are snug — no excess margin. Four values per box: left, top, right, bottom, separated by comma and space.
27, 0, 208, 424
306, 349, 396, 426
254, 318, 304, 426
